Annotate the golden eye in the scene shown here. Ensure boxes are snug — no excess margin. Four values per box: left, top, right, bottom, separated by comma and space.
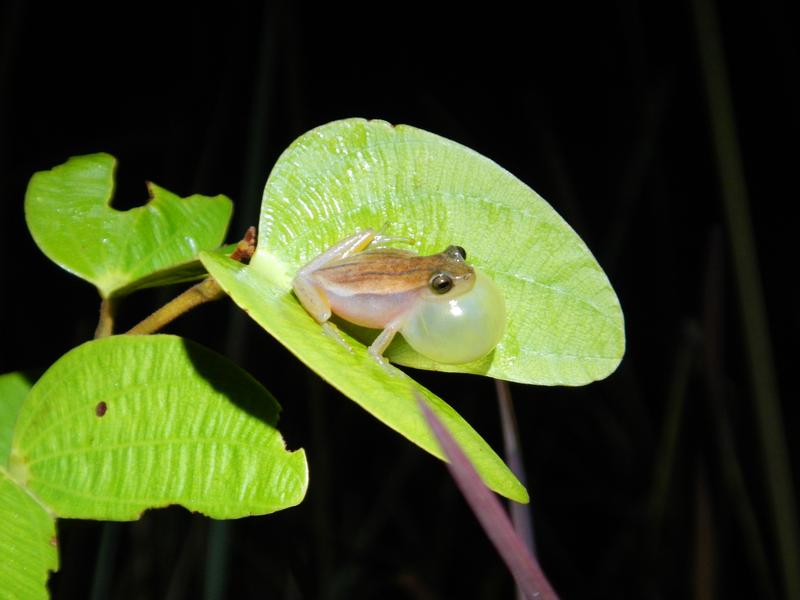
429, 273, 453, 294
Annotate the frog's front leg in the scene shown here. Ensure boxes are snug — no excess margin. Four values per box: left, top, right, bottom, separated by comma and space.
368, 322, 403, 375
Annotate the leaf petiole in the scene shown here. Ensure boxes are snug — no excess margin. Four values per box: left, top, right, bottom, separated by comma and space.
127, 227, 257, 336
94, 297, 118, 339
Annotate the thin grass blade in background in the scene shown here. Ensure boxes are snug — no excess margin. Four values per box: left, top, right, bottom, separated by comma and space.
702, 229, 776, 598
692, 0, 800, 597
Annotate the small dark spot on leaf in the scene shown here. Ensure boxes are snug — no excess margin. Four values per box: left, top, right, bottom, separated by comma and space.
96, 401, 107, 417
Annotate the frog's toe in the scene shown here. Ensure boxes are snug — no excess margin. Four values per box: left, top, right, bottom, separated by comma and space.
368, 348, 402, 377
322, 322, 354, 353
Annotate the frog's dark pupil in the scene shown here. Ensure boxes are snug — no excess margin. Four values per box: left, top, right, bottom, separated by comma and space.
430, 273, 453, 294
455, 246, 467, 260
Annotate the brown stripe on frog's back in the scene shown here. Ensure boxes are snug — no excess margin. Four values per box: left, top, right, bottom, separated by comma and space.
315, 249, 473, 296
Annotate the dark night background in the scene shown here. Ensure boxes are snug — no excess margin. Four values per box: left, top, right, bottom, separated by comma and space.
1, 1, 798, 599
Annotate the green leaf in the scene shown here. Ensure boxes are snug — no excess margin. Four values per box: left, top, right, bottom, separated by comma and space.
0, 372, 34, 466
201, 252, 529, 503
0, 469, 58, 600
25, 153, 233, 298
251, 118, 624, 386
8, 335, 307, 520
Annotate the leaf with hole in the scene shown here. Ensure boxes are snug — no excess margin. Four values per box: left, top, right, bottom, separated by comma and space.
8, 335, 308, 520
25, 153, 233, 298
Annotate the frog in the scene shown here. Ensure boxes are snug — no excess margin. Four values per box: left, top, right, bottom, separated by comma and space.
292, 228, 506, 369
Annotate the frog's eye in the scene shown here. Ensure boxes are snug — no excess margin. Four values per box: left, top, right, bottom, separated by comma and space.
445, 245, 467, 260
429, 273, 453, 294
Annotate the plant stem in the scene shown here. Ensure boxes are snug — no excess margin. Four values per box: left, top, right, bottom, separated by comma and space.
692, 0, 800, 597
203, 520, 230, 600
89, 522, 123, 600
418, 394, 558, 599
94, 297, 117, 338
495, 380, 536, 558
127, 277, 226, 335
692, 465, 714, 600
127, 227, 257, 336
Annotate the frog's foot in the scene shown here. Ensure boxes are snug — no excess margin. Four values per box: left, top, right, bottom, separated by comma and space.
322, 322, 354, 353
368, 347, 403, 377
371, 224, 417, 250
371, 234, 416, 247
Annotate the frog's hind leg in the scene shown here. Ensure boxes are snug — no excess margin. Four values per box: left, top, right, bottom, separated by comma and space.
292, 276, 354, 353
292, 275, 333, 323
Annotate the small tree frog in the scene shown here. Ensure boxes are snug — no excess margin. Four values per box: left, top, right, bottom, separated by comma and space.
292, 228, 506, 368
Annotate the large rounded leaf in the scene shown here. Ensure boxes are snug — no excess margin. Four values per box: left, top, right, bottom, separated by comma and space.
25, 153, 233, 298
251, 118, 624, 385
8, 335, 307, 520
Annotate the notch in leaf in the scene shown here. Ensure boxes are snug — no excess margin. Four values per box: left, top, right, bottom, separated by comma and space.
25, 153, 233, 298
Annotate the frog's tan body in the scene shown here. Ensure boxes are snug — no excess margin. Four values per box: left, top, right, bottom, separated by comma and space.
292, 229, 474, 364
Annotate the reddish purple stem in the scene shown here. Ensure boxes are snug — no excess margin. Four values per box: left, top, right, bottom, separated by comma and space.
417, 394, 559, 599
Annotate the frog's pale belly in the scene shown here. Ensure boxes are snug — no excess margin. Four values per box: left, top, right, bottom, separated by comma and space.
325, 287, 422, 329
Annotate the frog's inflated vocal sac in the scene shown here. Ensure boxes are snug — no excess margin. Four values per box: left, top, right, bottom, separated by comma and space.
292, 229, 506, 368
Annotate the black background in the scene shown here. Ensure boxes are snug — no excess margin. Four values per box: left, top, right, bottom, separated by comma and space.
1, 1, 798, 598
